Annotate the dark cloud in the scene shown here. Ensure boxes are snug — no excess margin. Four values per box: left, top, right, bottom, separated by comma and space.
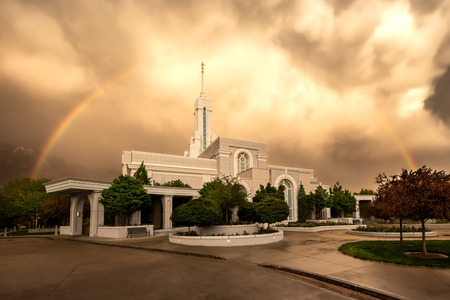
409, 0, 444, 15
434, 32, 450, 67
424, 65, 450, 125
327, 0, 356, 16
1, 0, 449, 191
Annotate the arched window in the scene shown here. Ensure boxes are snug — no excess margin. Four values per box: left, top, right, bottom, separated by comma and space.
237, 152, 249, 173
280, 179, 293, 220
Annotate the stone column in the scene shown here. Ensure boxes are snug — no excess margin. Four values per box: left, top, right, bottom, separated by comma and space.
354, 200, 360, 219
88, 191, 102, 237
162, 195, 173, 229
69, 195, 83, 235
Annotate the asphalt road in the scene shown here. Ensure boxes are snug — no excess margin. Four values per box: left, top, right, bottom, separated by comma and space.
0, 238, 352, 299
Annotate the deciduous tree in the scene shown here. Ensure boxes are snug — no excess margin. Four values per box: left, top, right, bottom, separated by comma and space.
374, 166, 450, 253
170, 198, 222, 233
255, 197, 290, 230
0, 178, 51, 228
201, 176, 247, 224
100, 175, 151, 225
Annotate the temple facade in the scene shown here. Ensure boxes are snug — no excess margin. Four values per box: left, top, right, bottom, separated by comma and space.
44, 63, 329, 237
122, 63, 327, 222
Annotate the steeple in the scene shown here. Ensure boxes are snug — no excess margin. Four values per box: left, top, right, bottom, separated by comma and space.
184, 62, 217, 158
201, 61, 205, 95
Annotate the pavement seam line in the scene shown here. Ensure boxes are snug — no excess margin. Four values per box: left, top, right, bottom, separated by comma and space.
259, 264, 402, 300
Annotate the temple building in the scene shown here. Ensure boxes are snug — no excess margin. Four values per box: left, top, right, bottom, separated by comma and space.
121, 63, 327, 222
44, 63, 328, 237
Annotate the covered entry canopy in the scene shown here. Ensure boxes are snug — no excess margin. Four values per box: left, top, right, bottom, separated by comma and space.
44, 177, 200, 237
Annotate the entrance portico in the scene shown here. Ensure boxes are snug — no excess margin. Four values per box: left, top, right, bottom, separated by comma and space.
44, 177, 199, 237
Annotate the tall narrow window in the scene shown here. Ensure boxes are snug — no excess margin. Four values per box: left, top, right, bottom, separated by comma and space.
203, 108, 206, 149
280, 179, 293, 220
237, 153, 249, 173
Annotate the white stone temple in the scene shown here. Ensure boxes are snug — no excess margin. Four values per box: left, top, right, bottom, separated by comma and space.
121, 63, 327, 222
45, 63, 329, 237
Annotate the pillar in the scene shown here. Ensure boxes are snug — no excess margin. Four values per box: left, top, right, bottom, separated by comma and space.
162, 195, 173, 229
69, 194, 84, 235
88, 191, 102, 237
354, 200, 360, 219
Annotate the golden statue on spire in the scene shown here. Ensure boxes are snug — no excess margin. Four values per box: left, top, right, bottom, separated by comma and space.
201, 62, 205, 72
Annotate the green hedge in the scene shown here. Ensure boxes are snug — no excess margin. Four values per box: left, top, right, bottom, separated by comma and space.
355, 226, 429, 232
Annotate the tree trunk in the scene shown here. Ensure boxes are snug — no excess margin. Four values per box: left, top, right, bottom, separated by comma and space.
399, 217, 403, 245
421, 219, 427, 255
226, 209, 229, 225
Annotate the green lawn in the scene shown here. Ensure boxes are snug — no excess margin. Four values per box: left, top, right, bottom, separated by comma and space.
339, 240, 450, 268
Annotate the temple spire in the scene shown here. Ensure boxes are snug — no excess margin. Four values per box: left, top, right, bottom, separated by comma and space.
201, 62, 205, 95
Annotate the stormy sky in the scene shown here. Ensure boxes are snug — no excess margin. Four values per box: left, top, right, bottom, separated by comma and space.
1, 0, 450, 192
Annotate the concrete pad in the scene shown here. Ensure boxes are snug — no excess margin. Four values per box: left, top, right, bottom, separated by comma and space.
331, 263, 450, 300
0, 238, 354, 300
275, 256, 356, 275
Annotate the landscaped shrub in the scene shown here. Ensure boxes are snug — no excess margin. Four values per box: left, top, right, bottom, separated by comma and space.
255, 197, 289, 228
170, 197, 222, 231
354, 226, 429, 232
278, 221, 350, 227
237, 202, 257, 222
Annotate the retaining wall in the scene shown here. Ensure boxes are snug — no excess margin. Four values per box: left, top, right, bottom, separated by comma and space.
195, 224, 259, 236
273, 225, 364, 232
169, 230, 283, 247
347, 230, 438, 238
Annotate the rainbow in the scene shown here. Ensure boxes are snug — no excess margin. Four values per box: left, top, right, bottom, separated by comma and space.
378, 117, 418, 171
30, 68, 135, 179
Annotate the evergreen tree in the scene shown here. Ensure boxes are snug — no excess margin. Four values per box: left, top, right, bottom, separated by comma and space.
297, 182, 308, 222
253, 183, 285, 202
133, 161, 150, 185
329, 182, 356, 217
162, 179, 191, 188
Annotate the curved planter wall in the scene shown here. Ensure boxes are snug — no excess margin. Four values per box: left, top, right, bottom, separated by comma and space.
169, 230, 284, 247
273, 225, 364, 232
347, 230, 438, 238
195, 224, 259, 236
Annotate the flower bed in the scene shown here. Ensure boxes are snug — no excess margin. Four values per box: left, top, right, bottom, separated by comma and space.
274, 222, 364, 232
354, 226, 429, 232
278, 221, 355, 227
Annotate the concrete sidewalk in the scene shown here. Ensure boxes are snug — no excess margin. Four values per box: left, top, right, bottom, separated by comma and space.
70, 229, 450, 300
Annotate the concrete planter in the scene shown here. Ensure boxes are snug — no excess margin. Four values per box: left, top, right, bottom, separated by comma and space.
97, 225, 154, 238
195, 224, 259, 236
273, 225, 364, 232
169, 230, 284, 247
60, 226, 70, 235
347, 230, 438, 238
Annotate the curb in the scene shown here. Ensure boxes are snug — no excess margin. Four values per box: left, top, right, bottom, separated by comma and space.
259, 264, 402, 300
55, 237, 227, 261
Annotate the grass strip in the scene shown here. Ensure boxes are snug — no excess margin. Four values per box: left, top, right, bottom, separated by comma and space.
339, 240, 450, 268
